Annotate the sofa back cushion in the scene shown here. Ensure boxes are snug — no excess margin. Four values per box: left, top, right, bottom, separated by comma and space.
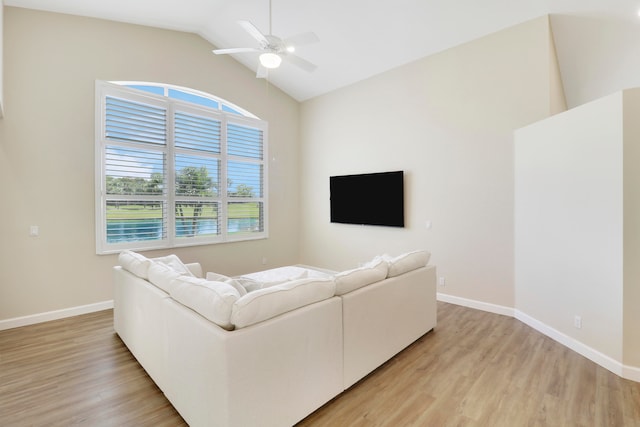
148, 262, 184, 293
231, 278, 336, 329
151, 254, 195, 277
169, 276, 241, 330
119, 251, 197, 281
334, 257, 388, 295
118, 250, 152, 279
206, 272, 248, 297
385, 250, 431, 277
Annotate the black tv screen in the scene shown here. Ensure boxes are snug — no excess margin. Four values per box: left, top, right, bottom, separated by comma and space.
330, 171, 404, 227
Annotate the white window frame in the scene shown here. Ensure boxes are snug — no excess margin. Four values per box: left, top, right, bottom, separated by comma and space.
95, 81, 268, 254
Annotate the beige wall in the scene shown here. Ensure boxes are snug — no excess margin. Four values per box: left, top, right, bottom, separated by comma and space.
299, 16, 564, 308
0, 2, 4, 118
0, 7, 301, 321
0, 10, 569, 322
623, 88, 640, 369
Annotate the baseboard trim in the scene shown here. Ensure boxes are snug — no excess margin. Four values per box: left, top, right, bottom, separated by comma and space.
437, 292, 515, 317
514, 310, 630, 379
622, 364, 640, 383
436, 294, 639, 383
5, 295, 640, 382
0, 300, 114, 331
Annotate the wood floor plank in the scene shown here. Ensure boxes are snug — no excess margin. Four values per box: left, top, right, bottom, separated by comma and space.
1, 303, 639, 426
299, 303, 640, 427
0, 311, 187, 427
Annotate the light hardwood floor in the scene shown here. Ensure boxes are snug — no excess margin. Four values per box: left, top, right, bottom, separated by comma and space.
1, 303, 639, 426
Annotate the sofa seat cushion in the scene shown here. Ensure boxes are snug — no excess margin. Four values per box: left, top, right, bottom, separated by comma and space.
384, 250, 431, 277
238, 266, 311, 290
231, 278, 336, 329
334, 257, 388, 296
169, 276, 241, 330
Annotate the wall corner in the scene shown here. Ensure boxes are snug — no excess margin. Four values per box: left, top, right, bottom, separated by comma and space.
547, 14, 567, 115
622, 88, 640, 369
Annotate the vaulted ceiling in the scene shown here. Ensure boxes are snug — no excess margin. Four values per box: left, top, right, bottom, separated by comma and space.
6, 0, 640, 107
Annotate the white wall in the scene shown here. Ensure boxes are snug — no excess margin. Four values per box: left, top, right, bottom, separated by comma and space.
299, 16, 565, 309
514, 92, 625, 363
0, 8, 301, 321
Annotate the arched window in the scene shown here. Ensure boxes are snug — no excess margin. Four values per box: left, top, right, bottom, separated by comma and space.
95, 81, 268, 254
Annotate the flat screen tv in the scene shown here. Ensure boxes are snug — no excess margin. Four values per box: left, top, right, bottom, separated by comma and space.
330, 171, 404, 227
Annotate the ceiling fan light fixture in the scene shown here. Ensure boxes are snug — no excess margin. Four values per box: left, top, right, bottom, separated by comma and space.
259, 52, 282, 69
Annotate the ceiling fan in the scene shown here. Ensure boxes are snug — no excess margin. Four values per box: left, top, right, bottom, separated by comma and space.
212, 0, 319, 78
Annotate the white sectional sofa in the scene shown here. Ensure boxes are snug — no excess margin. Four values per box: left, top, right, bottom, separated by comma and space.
113, 250, 436, 427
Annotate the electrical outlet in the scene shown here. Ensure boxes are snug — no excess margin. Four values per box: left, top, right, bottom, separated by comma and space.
261, 257, 267, 265
438, 277, 446, 287
574, 315, 582, 329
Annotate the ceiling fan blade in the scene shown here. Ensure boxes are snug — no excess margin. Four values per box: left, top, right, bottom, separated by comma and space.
283, 32, 319, 48
238, 20, 269, 46
256, 65, 268, 79
284, 54, 317, 73
212, 47, 260, 55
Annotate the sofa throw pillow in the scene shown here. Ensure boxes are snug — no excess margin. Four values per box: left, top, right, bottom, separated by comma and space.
206, 272, 248, 297
231, 278, 336, 329
169, 276, 241, 330
118, 250, 152, 279
148, 262, 184, 293
152, 254, 194, 276
334, 257, 388, 295
384, 250, 431, 277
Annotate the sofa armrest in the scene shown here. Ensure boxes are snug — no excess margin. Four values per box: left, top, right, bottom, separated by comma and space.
185, 262, 203, 278
113, 266, 172, 391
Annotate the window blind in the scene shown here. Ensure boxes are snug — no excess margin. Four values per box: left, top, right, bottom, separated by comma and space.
226, 123, 265, 235
105, 97, 166, 145
96, 81, 268, 254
